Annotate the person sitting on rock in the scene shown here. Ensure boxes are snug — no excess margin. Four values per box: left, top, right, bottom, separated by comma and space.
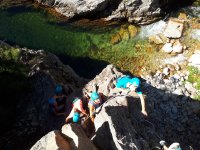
48, 84, 67, 115
86, 91, 105, 123
115, 75, 148, 116
160, 140, 181, 150
65, 97, 88, 123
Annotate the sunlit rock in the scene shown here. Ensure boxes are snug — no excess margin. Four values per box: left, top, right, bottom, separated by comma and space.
62, 124, 97, 150
163, 18, 184, 38
178, 12, 187, 20
161, 43, 173, 53
31, 131, 71, 150
172, 40, 183, 53
188, 52, 200, 69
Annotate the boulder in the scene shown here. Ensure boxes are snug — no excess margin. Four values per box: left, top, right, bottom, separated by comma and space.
54, 0, 109, 18
161, 43, 173, 53
105, 0, 164, 24
92, 96, 158, 150
31, 131, 71, 150
163, 18, 184, 38
172, 40, 183, 53
62, 124, 97, 150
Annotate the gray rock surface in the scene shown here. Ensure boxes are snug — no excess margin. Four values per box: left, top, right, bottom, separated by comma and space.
35, 0, 176, 24
92, 96, 155, 150
31, 130, 71, 150
85, 64, 200, 149
31, 124, 97, 150
62, 124, 97, 150
0, 47, 87, 150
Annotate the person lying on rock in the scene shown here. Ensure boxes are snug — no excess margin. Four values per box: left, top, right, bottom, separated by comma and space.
86, 91, 105, 123
48, 84, 67, 115
115, 75, 148, 116
160, 140, 181, 150
65, 97, 88, 123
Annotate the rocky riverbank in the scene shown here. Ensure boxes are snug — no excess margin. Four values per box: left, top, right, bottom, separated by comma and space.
35, 0, 194, 24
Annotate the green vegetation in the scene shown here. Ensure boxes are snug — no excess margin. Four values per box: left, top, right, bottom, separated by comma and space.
89, 38, 162, 75
0, 46, 28, 74
193, 0, 200, 6
187, 66, 200, 100
188, 66, 200, 89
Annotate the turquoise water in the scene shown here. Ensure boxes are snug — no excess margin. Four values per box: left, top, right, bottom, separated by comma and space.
0, 5, 151, 78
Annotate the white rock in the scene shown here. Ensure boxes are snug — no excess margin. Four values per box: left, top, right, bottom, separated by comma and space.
173, 73, 181, 80
172, 40, 183, 53
161, 43, 173, 53
173, 88, 183, 95
188, 53, 200, 68
163, 67, 170, 75
163, 18, 184, 38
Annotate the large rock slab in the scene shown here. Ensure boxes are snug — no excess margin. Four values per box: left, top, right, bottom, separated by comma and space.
35, 0, 178, 24
106, 0, 163, 24
92, 96, 158, 150
163, 18, 184, 38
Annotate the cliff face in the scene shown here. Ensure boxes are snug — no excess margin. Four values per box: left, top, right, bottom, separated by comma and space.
1, 44, 200, 149
30, 65, 200, 150
35, 0, 193, 24
0, 46, 87, 150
